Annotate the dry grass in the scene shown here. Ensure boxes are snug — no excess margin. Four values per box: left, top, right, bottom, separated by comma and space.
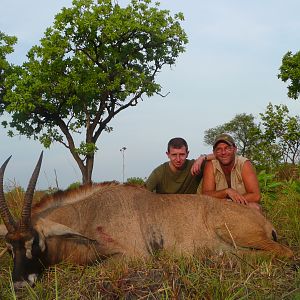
3, 179, 46, 219
1, 251, 299, 299
0, 186, 300, 299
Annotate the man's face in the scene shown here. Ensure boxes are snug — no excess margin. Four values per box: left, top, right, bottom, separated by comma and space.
214, 142, 236, 166
167, 146, 188, 170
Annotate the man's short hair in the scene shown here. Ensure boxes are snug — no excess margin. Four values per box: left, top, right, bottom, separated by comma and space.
167, 137, 188, 152
213, 133, 235, 150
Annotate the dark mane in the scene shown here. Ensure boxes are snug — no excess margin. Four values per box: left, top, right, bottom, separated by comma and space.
32, 181, 120, 214
123, 182, 147, 189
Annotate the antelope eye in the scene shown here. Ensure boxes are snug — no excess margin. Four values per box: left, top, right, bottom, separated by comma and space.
5, 242, 13, 251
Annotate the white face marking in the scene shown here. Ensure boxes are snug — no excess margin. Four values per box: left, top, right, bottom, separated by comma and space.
38, 232, 46, 252
25, 238, 34, 259
13, 276, 36, 289
6, 243, 14, 258
28, 274, 38, 285
14, 281, 28, 289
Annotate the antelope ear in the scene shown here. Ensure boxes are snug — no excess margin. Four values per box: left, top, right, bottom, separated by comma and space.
0, 225, 7, 237
34, 218, 87, 238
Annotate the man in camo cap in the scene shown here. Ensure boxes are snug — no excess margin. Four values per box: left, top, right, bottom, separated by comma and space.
201, 133, 261, 210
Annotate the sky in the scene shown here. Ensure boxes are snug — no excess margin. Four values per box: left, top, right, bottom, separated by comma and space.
1, 0, 300, 190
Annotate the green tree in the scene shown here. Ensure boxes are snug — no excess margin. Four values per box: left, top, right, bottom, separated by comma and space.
204, 113, 261, 157
203, 113, 281, 171
278, 51, 300, 100
0, 32, 17, 110
126, 177, 145, 186
260, 103, 300, 164
2, 0, 188, 184
251, 140, 282, 172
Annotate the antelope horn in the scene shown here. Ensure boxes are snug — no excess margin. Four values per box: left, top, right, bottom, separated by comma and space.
0, 156, 16, 232
20, 152, 43, 231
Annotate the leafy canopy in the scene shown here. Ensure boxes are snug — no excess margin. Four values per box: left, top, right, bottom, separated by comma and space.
4, 0, 188, 141
204, 113, 261, 157
2, 0, 188, 183
0, 31, 17, 110
204, 105, 300, 171
260, 103, 300, 165
278, 50, 300, 100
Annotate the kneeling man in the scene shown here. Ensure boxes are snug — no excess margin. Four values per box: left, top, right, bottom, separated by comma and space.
201, 133, 261, 210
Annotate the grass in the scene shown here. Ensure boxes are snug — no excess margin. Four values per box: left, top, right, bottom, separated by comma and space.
0, 186, 300, 299
1, 252, 299, 299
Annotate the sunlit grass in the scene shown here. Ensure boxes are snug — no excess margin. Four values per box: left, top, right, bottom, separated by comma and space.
1, 251, 299, 299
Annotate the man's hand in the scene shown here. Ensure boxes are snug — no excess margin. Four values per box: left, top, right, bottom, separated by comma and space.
226, 188, 248, 205
191, 155, 206, 175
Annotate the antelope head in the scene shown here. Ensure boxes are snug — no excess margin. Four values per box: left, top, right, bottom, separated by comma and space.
0, 153, 45, 289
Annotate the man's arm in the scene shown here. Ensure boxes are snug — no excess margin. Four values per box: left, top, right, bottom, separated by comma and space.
191, 153, 215, 176
201, 160, 229, 199
241, 160, 261, 203
202, 160, 261, 205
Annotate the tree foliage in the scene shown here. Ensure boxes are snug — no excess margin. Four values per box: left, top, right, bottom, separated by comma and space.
278, 51, 300, 100
204, 113, 261, 157
204, 106, 300, 172
260, 103, 300, 165
126, 177, 145, 186
2, 0, 188, 183
0, 31, 17, 111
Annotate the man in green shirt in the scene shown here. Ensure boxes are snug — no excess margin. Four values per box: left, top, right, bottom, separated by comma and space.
145, 137, 211, 194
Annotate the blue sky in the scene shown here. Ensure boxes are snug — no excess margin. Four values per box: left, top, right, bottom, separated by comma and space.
1, 0, 300, 189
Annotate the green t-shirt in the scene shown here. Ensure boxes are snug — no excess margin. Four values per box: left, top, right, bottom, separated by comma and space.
145, 159, 204, 194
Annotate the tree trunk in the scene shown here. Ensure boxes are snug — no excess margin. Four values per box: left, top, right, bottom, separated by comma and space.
81, 155, 94, 184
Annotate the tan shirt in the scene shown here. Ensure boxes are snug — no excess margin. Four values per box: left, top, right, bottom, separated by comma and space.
212, 155, 248, 194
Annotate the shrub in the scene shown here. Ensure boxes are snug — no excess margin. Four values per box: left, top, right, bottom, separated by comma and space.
257, 170, 283, 197
126, 177, 145, 186
67, 182, 81, 190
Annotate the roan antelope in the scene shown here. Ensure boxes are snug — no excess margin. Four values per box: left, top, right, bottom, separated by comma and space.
0, 153, 293, 289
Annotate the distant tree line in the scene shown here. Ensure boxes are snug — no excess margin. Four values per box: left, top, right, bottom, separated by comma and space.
204, 103, 300, 172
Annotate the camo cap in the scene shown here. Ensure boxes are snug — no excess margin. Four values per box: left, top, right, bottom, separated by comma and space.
213, 133, 235, 149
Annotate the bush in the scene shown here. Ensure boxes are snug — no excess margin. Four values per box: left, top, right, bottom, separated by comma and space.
126, 177, 145, 186
67, 182, 81, 190
257, 170, 283, 197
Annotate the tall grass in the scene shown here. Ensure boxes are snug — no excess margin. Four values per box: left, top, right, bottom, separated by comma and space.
0, 184, 300, 299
